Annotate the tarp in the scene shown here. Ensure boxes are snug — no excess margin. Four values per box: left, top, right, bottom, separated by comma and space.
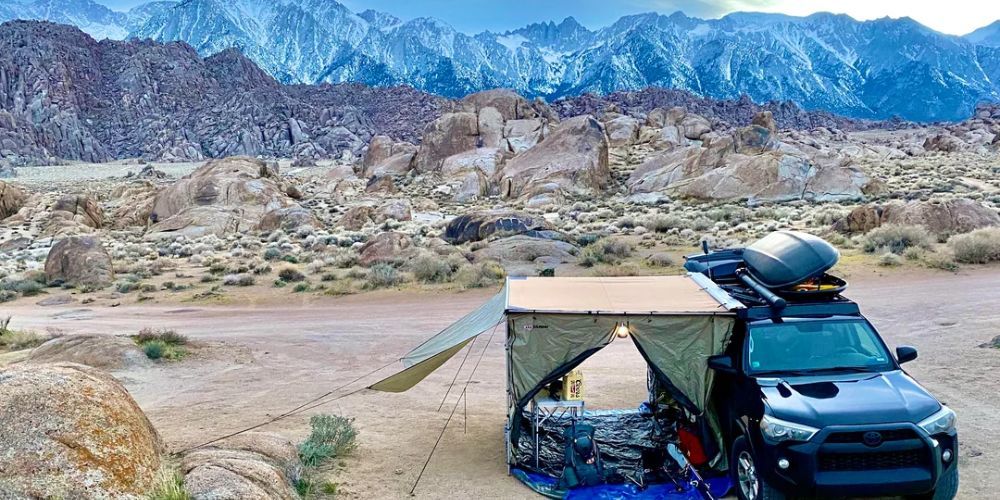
369, 290, 506, 392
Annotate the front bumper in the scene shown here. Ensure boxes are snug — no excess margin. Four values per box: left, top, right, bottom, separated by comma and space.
753, 422, 957, 497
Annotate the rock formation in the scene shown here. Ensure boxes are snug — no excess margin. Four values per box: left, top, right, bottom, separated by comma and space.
147, 157, 304, 238
44, 235, 115, 288
0, 362, 163, 498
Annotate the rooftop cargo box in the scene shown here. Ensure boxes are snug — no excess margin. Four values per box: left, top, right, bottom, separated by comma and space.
743, 231, 839, 289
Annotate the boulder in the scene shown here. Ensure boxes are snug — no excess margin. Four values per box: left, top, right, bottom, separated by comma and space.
0, 180, 26, 220
182, 432, 302, 500
752, 110, 778, 133
109, 182, 158, 229
412, 113, 480, 173
375, 199, 412, 223
361, 135, 394, 171
146, 206, 248, 239
680, 113, 712, 140
365, 175, 398, 194
440, 148, 504, 180
148, 157, 301, 237
50, 194, 104, 229
337, 205, 376, 230
472, 235, 578, 267
444, 211, 553, 244
27, 335, 151, 371
478, 106, 505, 149
833, 205, 883, 234
497, 115, 610, 202
461, 89, 541, 121
44, 236, 114, 288
503, 119, 547, 154
838, 199, 1000, 237
358, 231, 414, 266
361, 138, 416, 178
257, 206, 320, 233
0, 363, 163, 498
628, 122, 870, 203
646, 107, 687, 127
605, 116, 641, 147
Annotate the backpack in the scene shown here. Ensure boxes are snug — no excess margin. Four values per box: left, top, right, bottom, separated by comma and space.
558, 423, 605, 489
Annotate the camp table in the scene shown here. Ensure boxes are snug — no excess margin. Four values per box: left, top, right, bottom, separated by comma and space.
530, 396, 585, 468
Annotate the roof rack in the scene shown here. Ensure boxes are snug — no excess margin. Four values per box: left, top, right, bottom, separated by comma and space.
684, 243, 861, 320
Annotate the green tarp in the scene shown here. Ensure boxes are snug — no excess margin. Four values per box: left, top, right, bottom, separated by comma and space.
369, 290, 505, 392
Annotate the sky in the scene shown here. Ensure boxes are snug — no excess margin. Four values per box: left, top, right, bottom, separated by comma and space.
94, 0, 1000, 36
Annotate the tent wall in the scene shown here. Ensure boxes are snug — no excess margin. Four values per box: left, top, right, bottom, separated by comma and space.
628, 315, 735, 413
506, 313, 620, 405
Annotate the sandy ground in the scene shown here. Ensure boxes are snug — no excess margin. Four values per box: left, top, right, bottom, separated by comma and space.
4, 269, 999, 499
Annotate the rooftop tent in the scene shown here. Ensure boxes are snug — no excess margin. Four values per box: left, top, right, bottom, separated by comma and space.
371, 275, 740, 418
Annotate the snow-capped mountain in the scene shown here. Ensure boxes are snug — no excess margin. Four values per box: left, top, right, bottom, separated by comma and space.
966, 21, 1000, 47
4, 0, 1000, 121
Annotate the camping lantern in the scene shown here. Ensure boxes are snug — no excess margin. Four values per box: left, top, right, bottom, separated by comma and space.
615, 321, 630, 338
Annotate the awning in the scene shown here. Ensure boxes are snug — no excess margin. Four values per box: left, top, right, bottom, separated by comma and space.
505, 275, 737, 315
370, 274, 739, 393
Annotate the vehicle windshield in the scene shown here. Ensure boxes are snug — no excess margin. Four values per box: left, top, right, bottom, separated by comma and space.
747, 319, 895, 376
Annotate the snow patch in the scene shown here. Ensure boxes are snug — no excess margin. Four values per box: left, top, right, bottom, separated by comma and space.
497, 33, 528, 51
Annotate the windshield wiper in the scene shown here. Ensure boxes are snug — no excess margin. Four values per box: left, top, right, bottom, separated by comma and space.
806, 366, 878, 374
752, 369, 818, 377
753, 366, 878, 377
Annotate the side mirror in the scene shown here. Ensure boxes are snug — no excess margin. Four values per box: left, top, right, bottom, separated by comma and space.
708, 354, 738, 375
896, 346, 918, 365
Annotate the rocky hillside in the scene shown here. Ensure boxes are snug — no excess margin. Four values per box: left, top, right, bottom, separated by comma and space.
5, 0, 1000, 121
551, 88, 914, 132
0, 21, 447, 169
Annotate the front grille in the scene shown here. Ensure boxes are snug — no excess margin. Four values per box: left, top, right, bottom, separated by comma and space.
825, 429, 918, 444
819, 450, 925, 471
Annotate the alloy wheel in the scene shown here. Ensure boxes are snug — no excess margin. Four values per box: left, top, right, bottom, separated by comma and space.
737, 450, 759, 500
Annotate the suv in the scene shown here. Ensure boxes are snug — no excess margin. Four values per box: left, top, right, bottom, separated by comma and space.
686, 246, 959, 500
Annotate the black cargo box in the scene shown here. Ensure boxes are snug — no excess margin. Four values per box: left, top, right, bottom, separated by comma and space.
743, 231, 839, 288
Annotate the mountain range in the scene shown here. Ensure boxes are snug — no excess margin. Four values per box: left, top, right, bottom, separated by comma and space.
3, 0, 1000, 121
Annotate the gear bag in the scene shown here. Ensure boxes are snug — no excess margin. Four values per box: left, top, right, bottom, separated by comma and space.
558, 423, 605, 489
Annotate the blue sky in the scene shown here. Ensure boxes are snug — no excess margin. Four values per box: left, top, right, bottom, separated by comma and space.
95, 0, 1000, 36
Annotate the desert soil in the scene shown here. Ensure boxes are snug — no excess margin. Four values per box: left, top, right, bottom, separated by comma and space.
4, 269, 999, 499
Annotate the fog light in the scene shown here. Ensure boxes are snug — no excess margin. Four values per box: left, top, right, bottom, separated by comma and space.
942, 449, 953, 462
778, 458, 790, 469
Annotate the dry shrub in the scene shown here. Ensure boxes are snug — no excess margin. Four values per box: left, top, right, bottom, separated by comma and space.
455, 261, 505, 289
862, 224, 933, 254
579, 238, 634, 267
949, 228, 1000, 264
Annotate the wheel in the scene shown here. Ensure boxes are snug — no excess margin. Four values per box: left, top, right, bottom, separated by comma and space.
907, 465, 959, 500
731, 435, 786, 500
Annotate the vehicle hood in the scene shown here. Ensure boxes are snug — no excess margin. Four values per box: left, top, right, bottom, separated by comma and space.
760, 370, 941, 428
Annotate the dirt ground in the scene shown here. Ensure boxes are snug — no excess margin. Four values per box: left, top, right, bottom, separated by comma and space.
4, 268, 999, 499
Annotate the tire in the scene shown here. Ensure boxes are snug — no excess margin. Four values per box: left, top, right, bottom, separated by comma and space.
731, 435, 786, 500
907, 465, 959, 500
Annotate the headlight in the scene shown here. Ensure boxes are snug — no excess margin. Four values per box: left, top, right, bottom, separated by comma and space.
918, 406, 956, 435
760, 414, 819, 443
